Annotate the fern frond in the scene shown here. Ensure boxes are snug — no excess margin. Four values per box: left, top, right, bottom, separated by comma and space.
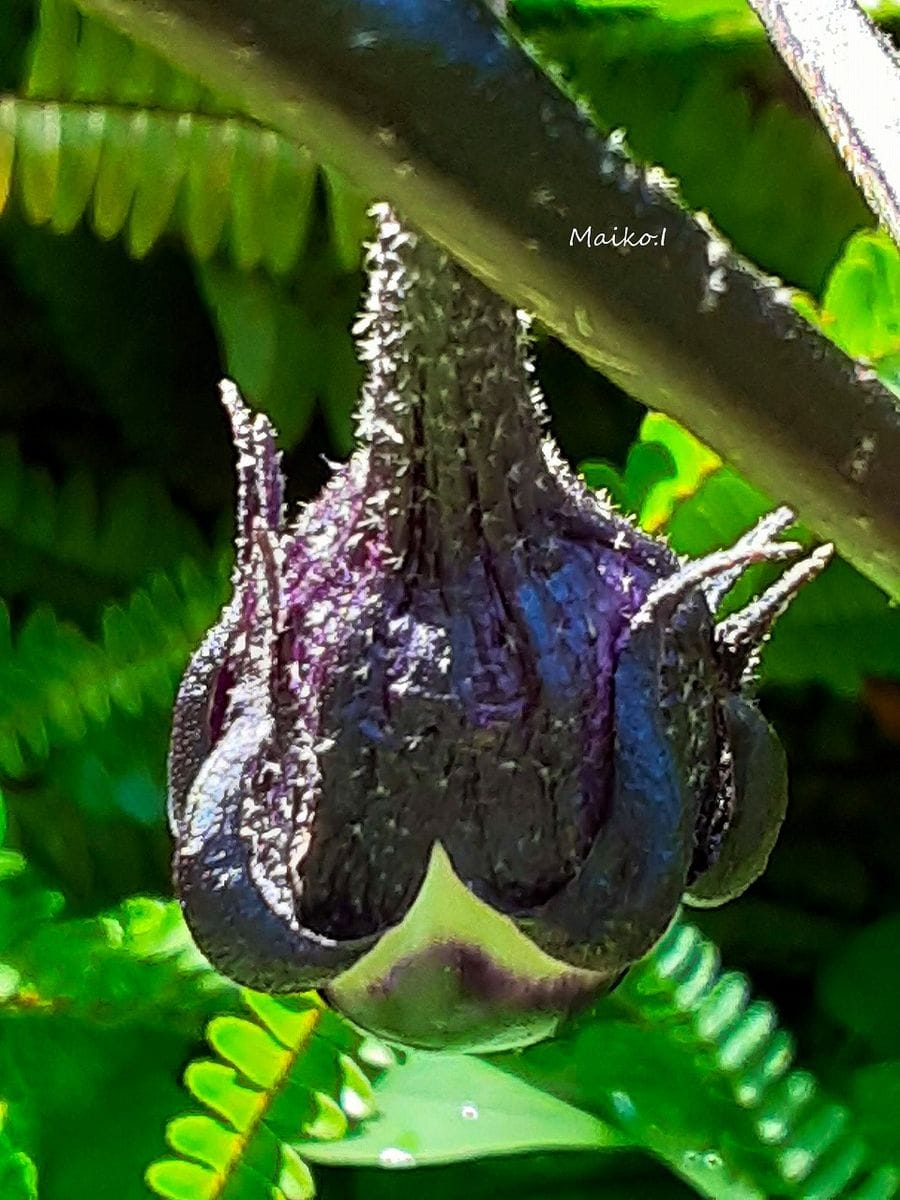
38, 706, 169, 827
0, 556, 227, 778
24, 0, 231, 114
0, 849, 38, 1199
147, 991, 390, 1200
0, 0, 374, 275
493, 919, 900, 1198
196, 260, 366, 453
0, 893, 233, 1035
1, 0, 373, 456
0, 433, 207, 611
614, 921, 900, 1199
0, 96, 322, 273
3, 787, 226, 1026
0, 853, 63, 965
0, 897, 234, 1031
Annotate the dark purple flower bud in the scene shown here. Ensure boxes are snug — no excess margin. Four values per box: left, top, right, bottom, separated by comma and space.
169, 205, 830, 1051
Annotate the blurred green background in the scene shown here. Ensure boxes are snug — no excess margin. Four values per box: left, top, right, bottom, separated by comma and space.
1, 0, 900, 1196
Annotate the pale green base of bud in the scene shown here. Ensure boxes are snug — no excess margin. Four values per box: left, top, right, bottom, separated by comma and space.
325, 843, 606, 1053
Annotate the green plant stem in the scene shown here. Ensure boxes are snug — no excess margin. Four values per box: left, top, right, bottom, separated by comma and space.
70, 0, 900, 597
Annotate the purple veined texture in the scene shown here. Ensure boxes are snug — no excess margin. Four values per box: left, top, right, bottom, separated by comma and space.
168, 204, 831, 1047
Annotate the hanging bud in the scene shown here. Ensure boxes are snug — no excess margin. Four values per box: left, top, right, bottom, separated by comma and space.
168, 205, 830, 1051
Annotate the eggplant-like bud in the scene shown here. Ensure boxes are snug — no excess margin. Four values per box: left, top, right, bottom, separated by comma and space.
169, 205, 830, 1051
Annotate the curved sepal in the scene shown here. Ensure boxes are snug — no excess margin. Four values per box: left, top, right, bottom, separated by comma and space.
167, 598, 240, 835
685, 696, 788, 908
533, 615, 701, 972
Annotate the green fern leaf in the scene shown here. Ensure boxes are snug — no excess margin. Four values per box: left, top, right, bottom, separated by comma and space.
0, 97, 321, 274
794, 230, 900, 385
1, 897, 233, 1031
580, 409, 721, 531
0, 556, 227, 777
0, 433, 207, 612
147, 991, 386, 1200
321, 166, 375, 275
622, 922, 900, 1197
38, 706, 169, 825
1, 0, 374, 278
497, 920, 900, 1198
197, 265, 319, 449
0, 846, 64, 962
2, 0, 373, 453
0, 842, 39, 1199
1, 802, 222, 1026
24, 0, 227, 114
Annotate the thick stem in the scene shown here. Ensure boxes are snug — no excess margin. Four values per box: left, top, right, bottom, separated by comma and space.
72, 0, 900, 597
748, 0, 900, 250
356, 206, 557, 573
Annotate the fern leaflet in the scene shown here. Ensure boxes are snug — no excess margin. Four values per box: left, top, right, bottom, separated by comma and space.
0, 0, 373, 274
497, 920, 900, 1198
0, 433, 207, 604
0, 556, 227, 777
0, 97, 323, 273
147, 991, 390, 1200
616, 921, 900, 1198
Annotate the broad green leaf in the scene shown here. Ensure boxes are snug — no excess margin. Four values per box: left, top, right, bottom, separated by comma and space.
632, 412, 720, 530
809, 230, 900, 364
299, 1050, 622, 1168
